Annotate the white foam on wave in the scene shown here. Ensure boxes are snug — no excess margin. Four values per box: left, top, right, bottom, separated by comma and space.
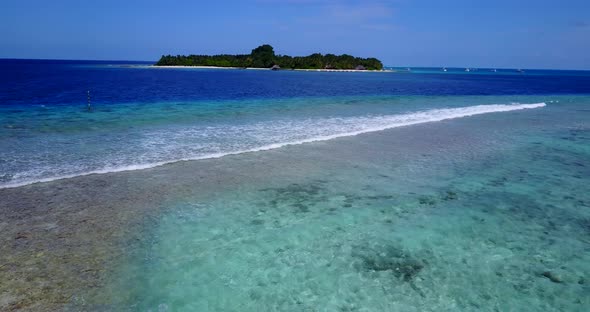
0, 102, 546, 189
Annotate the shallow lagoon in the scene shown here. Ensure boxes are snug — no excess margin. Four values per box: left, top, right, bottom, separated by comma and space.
103, 105, 588, 312
0, 97, 579, 311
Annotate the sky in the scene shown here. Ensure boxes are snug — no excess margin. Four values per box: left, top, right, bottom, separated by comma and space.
1, 0, 589, 69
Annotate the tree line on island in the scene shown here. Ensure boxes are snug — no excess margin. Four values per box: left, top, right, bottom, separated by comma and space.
155, 45, 383, 70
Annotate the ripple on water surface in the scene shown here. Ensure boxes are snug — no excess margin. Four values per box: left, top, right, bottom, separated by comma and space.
84, 105, 590, 311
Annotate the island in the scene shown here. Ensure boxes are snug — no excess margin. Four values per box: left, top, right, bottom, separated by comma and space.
155, 45, 384, 70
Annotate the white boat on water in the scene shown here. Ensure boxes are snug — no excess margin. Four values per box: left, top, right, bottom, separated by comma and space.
465, 68, 471, 72
442, 67, 447, 72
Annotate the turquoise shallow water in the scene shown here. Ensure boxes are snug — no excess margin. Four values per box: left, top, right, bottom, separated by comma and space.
71, 97, 590, 311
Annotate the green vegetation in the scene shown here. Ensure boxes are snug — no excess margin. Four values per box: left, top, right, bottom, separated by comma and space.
155, 44, 383, 70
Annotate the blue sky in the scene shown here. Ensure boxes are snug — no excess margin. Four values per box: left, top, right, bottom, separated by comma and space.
1, 0, 589, 69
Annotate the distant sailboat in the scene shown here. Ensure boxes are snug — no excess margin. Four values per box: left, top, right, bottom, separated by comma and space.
465, 68, 471, 72
442, 67, 448, 72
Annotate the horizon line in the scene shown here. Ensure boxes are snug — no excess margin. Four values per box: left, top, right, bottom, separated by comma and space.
1, 57, 589, 72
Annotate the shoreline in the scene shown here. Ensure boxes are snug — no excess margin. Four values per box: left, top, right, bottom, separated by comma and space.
149, 65, 395, 72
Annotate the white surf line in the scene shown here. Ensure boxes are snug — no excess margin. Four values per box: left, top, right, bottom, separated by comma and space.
0, 102, 546, 189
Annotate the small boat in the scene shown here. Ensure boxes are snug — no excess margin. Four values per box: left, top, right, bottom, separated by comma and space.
517, 69, 524, 73
491, 69, 497, 72
442, 67, 447, 72
465, 68, 471, 72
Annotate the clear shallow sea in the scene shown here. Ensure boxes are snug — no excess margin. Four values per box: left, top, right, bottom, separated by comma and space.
0, 60, 589, 311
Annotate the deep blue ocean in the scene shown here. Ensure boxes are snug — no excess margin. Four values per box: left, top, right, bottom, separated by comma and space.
1, 59, 589, 311
2, 60, 590, 107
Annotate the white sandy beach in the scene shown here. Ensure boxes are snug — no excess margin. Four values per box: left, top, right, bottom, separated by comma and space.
148, 65, 394, 72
